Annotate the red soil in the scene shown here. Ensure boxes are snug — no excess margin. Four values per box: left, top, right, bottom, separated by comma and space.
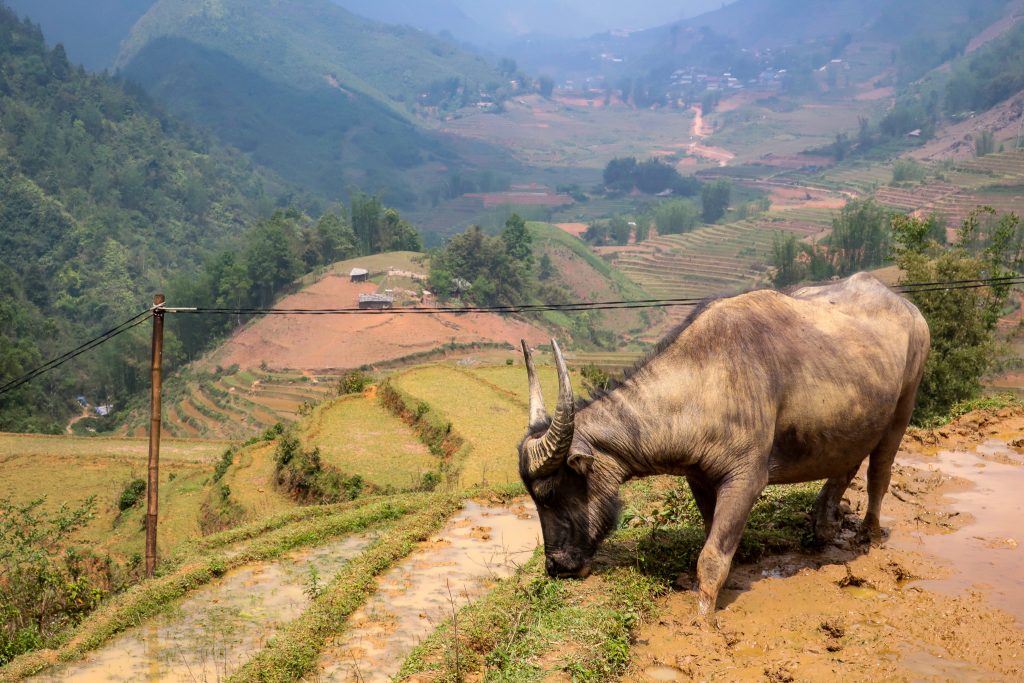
554, 222, 588, 237
208, 274, 548, 371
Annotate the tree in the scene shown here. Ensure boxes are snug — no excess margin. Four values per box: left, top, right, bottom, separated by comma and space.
583, 221, 610, 245
892, 209, 1023, 422
609, 216, 632, 245
975, 130, 995, 157
654, 200, 699, 235
828, 199, 891, 274
245, 213, 303, 306
538, 75, 555, 98
501, 213, 532, 266
701, 180, 731, 223
603, 157, 637, 192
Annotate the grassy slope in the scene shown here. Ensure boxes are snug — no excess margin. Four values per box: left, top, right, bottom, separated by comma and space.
0, 433, 226, 558
302, 396, 437, 490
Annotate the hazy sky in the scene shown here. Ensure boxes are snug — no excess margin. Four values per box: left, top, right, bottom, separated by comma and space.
557, 0, 734, 30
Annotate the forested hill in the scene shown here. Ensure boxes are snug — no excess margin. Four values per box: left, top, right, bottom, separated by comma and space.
0, 4, 285, 432
112, 0, 506, 207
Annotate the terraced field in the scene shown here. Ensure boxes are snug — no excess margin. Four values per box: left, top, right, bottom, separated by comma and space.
566, 351, 645, 373
950, 149, 1024, 189
610, 213, 829, 315
302, 395, 437, 490
874, 179, 1024, 230
388, 360, 593, 487
0, 433, 225, 559
815, 162, 894, 193
158, 370, 338, 440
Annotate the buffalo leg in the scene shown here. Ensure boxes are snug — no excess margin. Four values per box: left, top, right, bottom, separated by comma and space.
862, 393, 916, 540
686, 475, 717, 536
695, 471, 766, 617
811, 466, 859, 544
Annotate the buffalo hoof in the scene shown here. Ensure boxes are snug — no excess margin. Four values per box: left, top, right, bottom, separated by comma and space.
855, 520, 883, 545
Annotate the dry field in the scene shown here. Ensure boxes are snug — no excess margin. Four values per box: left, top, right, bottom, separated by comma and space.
206, 271, 548, 372
0, 432, 224, 558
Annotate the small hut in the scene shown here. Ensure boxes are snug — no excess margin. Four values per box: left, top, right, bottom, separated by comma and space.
349, 267, 369, 283
358, 293, 394, 310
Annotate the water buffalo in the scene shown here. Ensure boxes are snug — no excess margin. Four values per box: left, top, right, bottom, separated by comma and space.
518, 273, 929, 616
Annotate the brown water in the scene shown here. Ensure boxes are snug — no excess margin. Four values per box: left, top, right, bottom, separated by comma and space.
35, 535, 373, 682
315, 500, 540, 681
900, 446, 1024, 622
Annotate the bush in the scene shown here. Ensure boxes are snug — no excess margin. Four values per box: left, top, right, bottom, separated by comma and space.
212, 448, 235, 482
419, 471, 441, 491
273, 432, 371, 503
891, 158, 926, 184
337, 370, 371, 395
0, 497, 103, 664
117, 479, 146, 512
893, 209, 1022, 422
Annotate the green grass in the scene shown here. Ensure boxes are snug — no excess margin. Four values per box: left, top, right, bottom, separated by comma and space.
392, 366, 528, 487
398, 552, 664, 682
303, 395, 437, 490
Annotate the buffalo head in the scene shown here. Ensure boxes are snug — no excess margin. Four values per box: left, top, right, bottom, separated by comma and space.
517, 340, 621, 579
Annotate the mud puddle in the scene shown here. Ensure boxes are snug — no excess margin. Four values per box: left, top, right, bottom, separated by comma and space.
626, 422, 1024, 682
36, 535, 374, 682
899, 447, 1024, 621
314, 500, 539, 682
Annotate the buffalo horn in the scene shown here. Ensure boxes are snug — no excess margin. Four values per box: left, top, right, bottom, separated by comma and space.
522, 340, 549, 425
524, 339, 575, 478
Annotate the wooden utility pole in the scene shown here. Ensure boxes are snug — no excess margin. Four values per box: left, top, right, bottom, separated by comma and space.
145, 294, 165, 578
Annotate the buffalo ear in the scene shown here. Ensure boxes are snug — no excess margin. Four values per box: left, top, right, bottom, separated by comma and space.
567, 449, 595, 475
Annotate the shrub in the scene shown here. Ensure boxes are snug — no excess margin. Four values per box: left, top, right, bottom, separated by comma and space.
212, 448, 235, 482
117, 479, 146, 512
337, 370, 371, 395
0, 497, 103, 664
273, 432, 371, 503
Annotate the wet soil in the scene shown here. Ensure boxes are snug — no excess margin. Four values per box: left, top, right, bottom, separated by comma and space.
35, 536, 374, 682
627, 409, 1024, 682
315, 500, 540, 682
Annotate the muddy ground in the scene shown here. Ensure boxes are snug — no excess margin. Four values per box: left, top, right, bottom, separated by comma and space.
626, 408, 1024, 682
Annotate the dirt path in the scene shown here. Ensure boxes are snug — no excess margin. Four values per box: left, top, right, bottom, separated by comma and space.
65, 407, 90, 435
686, 106, 734, 167
626, 409, 1024, 682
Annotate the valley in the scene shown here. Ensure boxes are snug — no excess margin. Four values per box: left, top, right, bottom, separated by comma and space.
2, 0, 1024, 680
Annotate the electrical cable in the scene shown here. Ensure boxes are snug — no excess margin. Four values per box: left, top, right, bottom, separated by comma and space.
0, 312, 153, 398
2, 274, 1022, 398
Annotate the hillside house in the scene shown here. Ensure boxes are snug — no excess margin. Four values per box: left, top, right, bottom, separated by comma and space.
358, 293, 394, 310
350, 267, 369, 283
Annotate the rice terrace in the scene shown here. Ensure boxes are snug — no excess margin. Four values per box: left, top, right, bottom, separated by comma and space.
3, 0, 1024, 681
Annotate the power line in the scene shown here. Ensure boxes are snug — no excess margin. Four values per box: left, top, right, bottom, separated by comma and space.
0, 312, 153, 398
170, 275, 1024, 317
1, 275, 1021, 399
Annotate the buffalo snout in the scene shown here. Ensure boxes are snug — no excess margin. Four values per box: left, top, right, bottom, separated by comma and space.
545, 552, 592, 579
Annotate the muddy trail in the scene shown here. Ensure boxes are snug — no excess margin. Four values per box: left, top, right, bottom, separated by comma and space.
28, 500, 539, 683
315, 501, 539, 681
627, 408, 1024, 682
35, 536, 375, 682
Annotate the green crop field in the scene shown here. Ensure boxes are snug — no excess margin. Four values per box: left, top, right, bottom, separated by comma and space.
302, 396, 437, 490
392, 365, 531, 487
